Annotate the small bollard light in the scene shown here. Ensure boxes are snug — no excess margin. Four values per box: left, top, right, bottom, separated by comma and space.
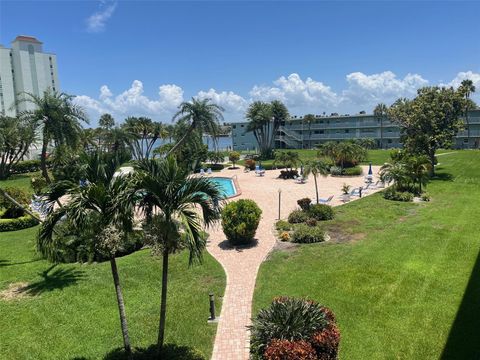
278, 188, 282, 220
209, 293, 216, 321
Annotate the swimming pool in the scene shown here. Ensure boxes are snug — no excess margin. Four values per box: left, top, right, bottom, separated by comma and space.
211, 177, 237, 198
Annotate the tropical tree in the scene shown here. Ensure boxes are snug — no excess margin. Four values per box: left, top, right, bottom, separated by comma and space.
16, 89, 88, 184
0, 116, 36, 179
389, 87, 465, 176
228, 151, 240, 168
405, 155, 431, 193
374, 103, 388, 149
99, 113, 115, 130
273, 151, 300, 171
131, 157, 223, 353
167, 98, 224, 156
37, 151, 135, 354
303, 114, 315, 149
379, 161, 409, 188
121, 117, 168, 160
269, 100, 290, 150
458, 79, 476, 145
303, 160, 329, 203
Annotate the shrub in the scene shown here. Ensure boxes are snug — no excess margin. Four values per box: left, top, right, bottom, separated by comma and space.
297, 198, 312, 211
342, 166, 363, 176
288, 209, 309, 224
0, 187, 31, 218
310, 323, 341, 360
276, 220, 292, 232
305, 218, 318, 227
307, 204, 334, 221
279, 169, 299, 180
279, 231, 291, 242
329, 166, 342, 176
229, 151, 241, 168
291, 224, 325, 244
244, 159, 256, 170
421, 193, 431, 202
250, 297, 339, 359
264, 339, 317, 360
0, 214, 39, 232
221, 199, 262, 245
31, 176, 47, 195
383, 187, 414, 202
208, 163, 224, 171
10, 159, 41, 174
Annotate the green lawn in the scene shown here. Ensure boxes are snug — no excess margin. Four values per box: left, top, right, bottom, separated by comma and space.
0, 171, 40, 193
253, 150, 480, 359
0, 226, 225, 359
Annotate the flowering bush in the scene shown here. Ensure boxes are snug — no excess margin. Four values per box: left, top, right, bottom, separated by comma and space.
297, 198, 312, 211
279, 231, 290, 242
264, 339, 317, 360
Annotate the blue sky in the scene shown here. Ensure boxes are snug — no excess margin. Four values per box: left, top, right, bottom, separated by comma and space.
1, 1, 479, 125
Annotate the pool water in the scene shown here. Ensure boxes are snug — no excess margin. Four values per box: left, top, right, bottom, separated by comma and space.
211, 177, 237, 198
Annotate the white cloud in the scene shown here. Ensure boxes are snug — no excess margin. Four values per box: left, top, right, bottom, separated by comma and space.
250, 73, 338, 109
196, 89, 248, 118
441, 71, 480, 90
341, 71, 429, 107
86, 1, 117, 33
74, 70, 480, 126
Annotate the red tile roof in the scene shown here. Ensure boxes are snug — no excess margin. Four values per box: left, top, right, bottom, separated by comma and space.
13, 36, 43, 44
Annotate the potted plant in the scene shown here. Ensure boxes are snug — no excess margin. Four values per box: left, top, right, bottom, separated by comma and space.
341, 183, 351, 202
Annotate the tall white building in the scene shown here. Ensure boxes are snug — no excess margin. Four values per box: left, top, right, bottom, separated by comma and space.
0, 35, 59, 117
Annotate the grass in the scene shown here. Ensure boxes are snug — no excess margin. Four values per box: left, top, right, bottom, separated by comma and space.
0, 171, 40, 193
0, 226, 225, 359
253, 150, 480, 359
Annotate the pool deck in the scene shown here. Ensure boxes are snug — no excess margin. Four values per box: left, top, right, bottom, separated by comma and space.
206, 165, 382, 360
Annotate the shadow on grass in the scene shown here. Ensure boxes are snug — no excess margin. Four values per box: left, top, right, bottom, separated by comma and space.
0, 258, 42, 267
432, 172, 454, 182
103, 344, 205, 360
22, 264, 85, 296
441, 250, 480, 359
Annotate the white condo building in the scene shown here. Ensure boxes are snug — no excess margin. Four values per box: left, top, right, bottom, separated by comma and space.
0, 35, 59, 117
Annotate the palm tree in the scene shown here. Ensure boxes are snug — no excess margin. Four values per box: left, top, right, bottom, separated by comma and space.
132, 157, 223, 353
303, 114, 316, 149
303, 160, 329, 203
270, 100, 290, 150
16, 88, 88, 184
38, 151, 135, 354
459, 79, 476, 146
374, 103, 388, 149
379, 161, 409, 188
245, 101, 272, 156
122, 117, 168, 160
167, 98, 224, 156
406, 155, 431, 193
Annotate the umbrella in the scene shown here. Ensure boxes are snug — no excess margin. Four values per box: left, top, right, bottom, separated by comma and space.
368, 162, 373, 175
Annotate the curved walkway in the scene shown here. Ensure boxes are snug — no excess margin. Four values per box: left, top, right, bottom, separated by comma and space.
207, 166, 381, 360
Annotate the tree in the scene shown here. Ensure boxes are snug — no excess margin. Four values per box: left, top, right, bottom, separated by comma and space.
303, 114, 315, 149
389, 86, 465, 176
379, 161, 409, 188
303, 160, 329, 204
121, 117, 167, 160
458, 79, 476, 146
245, 101, 289, 159
374, 103, 388, 149
16, 89, 88, 184
405, 155, 431, 193
167, 98, 224, 156
99, 113, 115, 130
0, 116, 36, 179
273, 151, 300, 171
131, 157, 223, 353
229, 151, 240, 168
37, 151, 135, 354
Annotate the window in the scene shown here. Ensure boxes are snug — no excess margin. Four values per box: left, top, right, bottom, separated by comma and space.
388, 139, 392, 144
464, 138, 469, 143
319, 130, 324, 134
345, 129, 349, 133
240, 124, 244, 127
232, 125, 236, 129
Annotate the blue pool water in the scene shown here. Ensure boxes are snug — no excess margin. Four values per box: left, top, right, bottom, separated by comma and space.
211, 177, 237, 198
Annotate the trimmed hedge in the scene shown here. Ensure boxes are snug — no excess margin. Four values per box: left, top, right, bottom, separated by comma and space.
0, 215, 39, 232
383, 187, 414, 202
11, 159, 52, 174
288, 209, 309, 224
307, 204, 335, 221
342, 166, 363, 176
221, 199, 262, 245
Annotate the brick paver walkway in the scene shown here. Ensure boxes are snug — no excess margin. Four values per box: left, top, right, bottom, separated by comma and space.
207, 166, 381, 360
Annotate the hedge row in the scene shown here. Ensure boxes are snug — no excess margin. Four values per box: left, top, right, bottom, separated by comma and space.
0, 215, 39, 232
11, 159, 51, 174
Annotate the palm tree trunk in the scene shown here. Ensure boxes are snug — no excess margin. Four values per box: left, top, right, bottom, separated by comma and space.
380, 117, 383, 149
110, 256, 131, 354
157, 249, 169, 353
166, 125, 195, 157
314, 174, 319, 204
465, 106, 470, 147
40, 136, 51, 184
0, 187, 43, 222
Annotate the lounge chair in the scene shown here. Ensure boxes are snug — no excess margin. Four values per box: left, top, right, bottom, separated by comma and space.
199, 168, 205, 176
350, 188, 360, 197
318, 195, 334, 204
255, 169, 265, 177
207, 168, 212, 175
295, 176, 306, 184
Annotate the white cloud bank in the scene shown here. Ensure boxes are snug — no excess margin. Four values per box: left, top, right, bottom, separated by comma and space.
74, 71, 480, 125
86, 1, 117, 33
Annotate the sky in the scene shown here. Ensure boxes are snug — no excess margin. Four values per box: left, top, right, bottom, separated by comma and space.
1, 0, 479, 126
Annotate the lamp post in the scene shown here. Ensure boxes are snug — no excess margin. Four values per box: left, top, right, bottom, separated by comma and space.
278, 188, 282, 220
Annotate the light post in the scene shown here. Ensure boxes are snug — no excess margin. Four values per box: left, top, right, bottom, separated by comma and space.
278, 188, 282, 220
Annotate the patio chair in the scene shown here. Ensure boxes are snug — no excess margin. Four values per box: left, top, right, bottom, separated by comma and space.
318, 195, 334, 204
255, 169, 265, 177
207, 168, 212, 175
199, 168, 205, 176
295, 176, 306, 184
350, 188, 360, 197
